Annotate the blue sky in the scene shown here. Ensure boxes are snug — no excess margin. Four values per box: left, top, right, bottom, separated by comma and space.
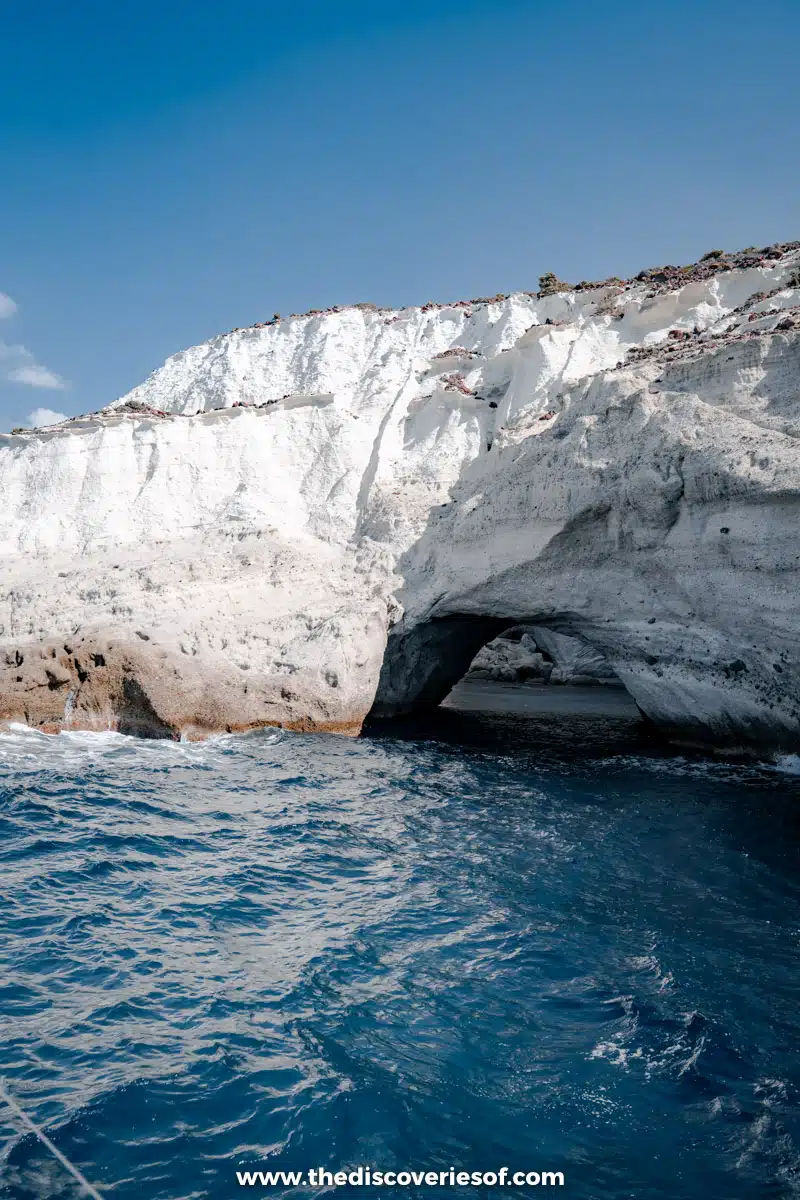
1, 0, 798, 430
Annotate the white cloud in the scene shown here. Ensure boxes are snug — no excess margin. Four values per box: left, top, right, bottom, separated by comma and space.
9, 363, 68, 390
1, 340, 69, 390
27, 407, 68, 428
0, 290, 70, 393
0, 341, 30, 362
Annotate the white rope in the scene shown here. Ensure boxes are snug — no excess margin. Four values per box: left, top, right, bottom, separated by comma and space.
0, 1078, 104, 1200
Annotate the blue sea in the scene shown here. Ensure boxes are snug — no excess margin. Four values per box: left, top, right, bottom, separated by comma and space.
1, 710, 799, 1199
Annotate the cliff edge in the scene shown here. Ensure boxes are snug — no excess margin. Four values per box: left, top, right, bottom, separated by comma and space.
1, 243, 799, 750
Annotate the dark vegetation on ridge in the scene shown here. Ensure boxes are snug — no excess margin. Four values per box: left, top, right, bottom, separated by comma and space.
4, 240, 798, 434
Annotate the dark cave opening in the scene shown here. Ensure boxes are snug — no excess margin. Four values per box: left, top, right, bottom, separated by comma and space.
369, 614, 639, 723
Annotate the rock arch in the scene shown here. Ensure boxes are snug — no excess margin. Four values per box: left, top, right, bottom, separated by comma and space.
369, 610, 627, 718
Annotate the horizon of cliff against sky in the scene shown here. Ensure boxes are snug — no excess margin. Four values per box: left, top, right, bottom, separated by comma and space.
1, 0, 798, 430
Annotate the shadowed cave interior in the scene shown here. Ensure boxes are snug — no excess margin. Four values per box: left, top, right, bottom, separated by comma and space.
369, 616, 640, 723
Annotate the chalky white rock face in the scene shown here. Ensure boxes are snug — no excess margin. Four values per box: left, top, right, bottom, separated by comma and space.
1, 248, 799, 747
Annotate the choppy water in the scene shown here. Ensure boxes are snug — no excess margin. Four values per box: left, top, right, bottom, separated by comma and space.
1, 711, 799, 1200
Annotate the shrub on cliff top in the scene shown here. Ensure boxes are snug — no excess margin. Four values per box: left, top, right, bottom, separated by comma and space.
538, 272, 571, 297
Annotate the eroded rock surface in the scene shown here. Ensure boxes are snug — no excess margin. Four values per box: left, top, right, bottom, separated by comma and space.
1, 244, 799, 749
468, 627, 619, 685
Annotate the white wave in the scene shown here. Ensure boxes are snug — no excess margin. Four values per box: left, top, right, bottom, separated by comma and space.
588, 1041, 643, 1069
0, 722, 284, 774
591, 753, 788, 784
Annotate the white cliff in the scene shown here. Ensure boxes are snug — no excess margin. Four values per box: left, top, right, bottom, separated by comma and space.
1, 244, 799, 749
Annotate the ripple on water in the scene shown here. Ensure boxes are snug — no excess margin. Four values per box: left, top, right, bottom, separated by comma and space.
1, 716, 799, 1199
